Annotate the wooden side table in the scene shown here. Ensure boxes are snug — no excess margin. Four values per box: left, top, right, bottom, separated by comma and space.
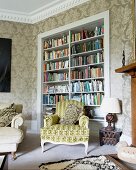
99, 127, 122, 146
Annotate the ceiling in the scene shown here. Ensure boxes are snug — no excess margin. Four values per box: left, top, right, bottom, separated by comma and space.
0, 0, 89, 23
0, 0, 64, 14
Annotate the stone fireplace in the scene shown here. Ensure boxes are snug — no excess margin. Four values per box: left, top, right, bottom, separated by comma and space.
116, 62, 136, 146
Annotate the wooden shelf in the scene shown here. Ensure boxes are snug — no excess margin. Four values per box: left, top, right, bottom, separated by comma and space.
115, 62, 136, 73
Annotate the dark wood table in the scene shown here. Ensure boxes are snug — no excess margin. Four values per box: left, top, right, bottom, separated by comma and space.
99, 127, 122, 146
0, 153, 8, 170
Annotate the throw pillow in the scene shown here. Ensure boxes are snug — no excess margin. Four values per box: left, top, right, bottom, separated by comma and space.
0, 103, 17, 127
59, 104, 83, 124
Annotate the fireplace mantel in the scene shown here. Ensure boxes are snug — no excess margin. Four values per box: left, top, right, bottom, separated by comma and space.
115, 62, 136, 146
115, 62, 136, 77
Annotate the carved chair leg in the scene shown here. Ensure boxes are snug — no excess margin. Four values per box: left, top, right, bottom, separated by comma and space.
11, 152, 16, 160
84, 142, 88, 155
41, 141, 45, 153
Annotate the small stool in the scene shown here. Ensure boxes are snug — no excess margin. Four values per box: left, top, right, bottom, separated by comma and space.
0, 127, 23, 159
116, 141, 136, 164
118, 146, 136, 164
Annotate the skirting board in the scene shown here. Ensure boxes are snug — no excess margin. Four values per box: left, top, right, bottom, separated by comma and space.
119, 134, 132, 145
24, 120, 39, 133
24, 120, 106, 135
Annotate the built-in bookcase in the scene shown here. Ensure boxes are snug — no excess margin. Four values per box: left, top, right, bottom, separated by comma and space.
37, 11, 110, 129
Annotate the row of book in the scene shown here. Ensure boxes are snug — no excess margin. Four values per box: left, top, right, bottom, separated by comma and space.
43, 94, 69, 104
45, 60, 69, 71
44, 67, 103, 82
43, 26, 104, 50
44, 40, 103, 61
43, 93, 103, 105
44, 48, 69, 61
43, 80, 103, 94
71, 39, 103, 54
43, 85, 69, 93
71, 80, 104, 92
70, 53, 104, 67
71, 93, 104, 106
71, 26, 104, 42
71, 67, 104, 79
44, 34, 69, 49
82, 93, 104, 105
44, 52, 103, 71
44, 72, 69, 82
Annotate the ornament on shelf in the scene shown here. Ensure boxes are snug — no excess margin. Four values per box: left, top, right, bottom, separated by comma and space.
122, 50, 125, 66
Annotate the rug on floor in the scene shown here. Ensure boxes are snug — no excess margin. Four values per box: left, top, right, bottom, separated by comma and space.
39, 155, 121, 170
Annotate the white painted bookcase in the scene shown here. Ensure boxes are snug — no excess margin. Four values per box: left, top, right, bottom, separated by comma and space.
37, 10, 110, 131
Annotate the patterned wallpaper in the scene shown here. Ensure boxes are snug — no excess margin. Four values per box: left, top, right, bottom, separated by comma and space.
0, 21, 36, 120
0, 0, 134, 134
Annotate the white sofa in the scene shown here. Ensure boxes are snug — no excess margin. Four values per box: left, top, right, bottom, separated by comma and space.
0, 104, 25, 159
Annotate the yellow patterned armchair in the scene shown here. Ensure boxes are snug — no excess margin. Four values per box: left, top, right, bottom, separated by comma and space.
40, 100, 89, 154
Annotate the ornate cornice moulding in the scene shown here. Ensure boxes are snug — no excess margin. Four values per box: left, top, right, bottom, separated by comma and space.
0, 0, 89, 24
0, 10, 32, 23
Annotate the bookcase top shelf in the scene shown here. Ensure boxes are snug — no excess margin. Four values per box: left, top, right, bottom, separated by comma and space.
46, 68, 69, 72
44, 56, 69, 62
115, 62, 136, 74
71, 91, 104, 94
71, 34, 104, 45
44, 43, 69, 51
71, 77, 104, 82
71, 48, 103, 57
70, 62, 104, 70
43, 80, 69, 84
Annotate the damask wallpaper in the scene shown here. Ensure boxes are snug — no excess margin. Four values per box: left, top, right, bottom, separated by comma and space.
0, 0, 134, 134
0, 21, 35, 121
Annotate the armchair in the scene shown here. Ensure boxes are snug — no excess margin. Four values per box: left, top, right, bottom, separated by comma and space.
40, 100, 89, 155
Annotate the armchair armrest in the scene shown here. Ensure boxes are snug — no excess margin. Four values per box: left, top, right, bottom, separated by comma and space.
79, 115, 89, 128
44, 114, 59, 127
11, 113, 24, 129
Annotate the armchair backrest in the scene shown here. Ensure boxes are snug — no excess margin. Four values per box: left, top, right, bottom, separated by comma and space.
55, 100, 84, 119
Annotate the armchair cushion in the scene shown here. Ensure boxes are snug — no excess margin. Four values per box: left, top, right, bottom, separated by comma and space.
41, 124, 89, 143
44, 114, 59, 127
59, 102, 84, 125
0, 104, 18, 127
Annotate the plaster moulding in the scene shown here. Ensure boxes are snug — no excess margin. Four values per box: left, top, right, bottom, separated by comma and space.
0, 0, 89, 24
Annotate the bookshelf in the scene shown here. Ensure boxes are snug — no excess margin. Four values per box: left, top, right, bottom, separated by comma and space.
37, 11, 110, 129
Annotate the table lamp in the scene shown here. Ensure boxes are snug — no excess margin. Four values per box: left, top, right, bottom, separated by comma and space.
100, 97, 121, 131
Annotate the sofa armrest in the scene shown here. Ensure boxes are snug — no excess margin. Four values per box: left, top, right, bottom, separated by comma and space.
11, 113, 24, 129
44, 114, 59, 127
79, 115, 89, 128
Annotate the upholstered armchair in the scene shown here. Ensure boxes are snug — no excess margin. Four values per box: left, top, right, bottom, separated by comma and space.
40, 100, 89, 154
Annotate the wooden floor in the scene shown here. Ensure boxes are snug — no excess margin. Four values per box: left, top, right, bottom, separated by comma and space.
106, 154, 136, 170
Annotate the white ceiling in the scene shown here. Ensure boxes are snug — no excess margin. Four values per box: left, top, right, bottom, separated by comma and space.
0, 0, 89, 23
0, 0, 64, 14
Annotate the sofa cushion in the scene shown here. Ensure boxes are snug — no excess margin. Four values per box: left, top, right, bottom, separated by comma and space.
0, 127, 23, 144
0, 103, 12, 110
0, 104, 17, 127
59, 104, 83, 124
